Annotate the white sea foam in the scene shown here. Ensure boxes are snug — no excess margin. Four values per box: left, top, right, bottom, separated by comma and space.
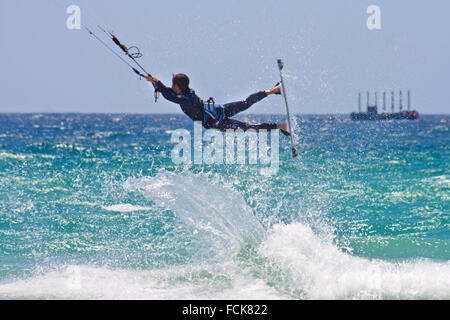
428, 175, 450, 185
0, 152, 56, 161
92, 131, 115, 139
0, 152, 32, 160
258, 222, 450, 299
101, 204, 153, 212
0, 264, 285, 300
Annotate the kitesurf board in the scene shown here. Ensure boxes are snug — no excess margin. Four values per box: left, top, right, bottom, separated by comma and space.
277, 59, 298, 158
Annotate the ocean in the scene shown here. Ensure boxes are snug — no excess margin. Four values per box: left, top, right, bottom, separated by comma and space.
0, 113, 448, 300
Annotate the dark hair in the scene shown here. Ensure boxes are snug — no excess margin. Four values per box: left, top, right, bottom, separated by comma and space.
172, 73, 190, 92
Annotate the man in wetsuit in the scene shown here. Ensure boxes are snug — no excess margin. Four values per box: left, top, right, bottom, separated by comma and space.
146, 73, 290, 135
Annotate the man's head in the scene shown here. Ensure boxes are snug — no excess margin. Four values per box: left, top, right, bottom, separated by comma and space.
172, 73, 190, 94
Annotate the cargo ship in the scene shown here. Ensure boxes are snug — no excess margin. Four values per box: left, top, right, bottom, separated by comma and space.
351, 90, 419, 120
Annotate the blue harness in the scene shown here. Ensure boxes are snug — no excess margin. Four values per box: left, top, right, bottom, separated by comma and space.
203, 97, 225, 128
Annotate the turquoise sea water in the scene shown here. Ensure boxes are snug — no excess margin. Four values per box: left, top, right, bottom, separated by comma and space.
0, 113, 448, 299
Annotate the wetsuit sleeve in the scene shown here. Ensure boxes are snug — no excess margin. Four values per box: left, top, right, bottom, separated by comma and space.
155, 81, 191, 105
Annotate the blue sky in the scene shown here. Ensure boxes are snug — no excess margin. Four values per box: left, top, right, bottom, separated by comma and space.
0, 0, 449, 114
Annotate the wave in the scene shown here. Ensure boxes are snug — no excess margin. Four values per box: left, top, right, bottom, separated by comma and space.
258, 222, 450, 299
0, 171, 448, 300
1, 221, 448, 299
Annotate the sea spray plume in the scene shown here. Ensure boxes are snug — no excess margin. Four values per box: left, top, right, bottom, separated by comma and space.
124, 170, 266, 261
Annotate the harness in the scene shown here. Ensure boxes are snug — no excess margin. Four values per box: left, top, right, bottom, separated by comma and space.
203, 97, 225, 128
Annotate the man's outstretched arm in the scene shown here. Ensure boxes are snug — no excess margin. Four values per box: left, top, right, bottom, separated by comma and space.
146, 76, 190, 105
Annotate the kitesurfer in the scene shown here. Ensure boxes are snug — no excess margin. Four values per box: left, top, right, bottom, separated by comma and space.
147, 74, 290, 135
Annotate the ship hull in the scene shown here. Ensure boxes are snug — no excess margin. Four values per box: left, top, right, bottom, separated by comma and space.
351, 110, 419, 120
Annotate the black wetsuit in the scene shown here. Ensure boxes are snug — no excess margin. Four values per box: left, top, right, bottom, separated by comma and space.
155, 80, 277, 131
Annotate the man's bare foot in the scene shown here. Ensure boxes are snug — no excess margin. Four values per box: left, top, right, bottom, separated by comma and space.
277, 123, 291, 136
277, 123, 287, 131
265, 83, 281, 95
